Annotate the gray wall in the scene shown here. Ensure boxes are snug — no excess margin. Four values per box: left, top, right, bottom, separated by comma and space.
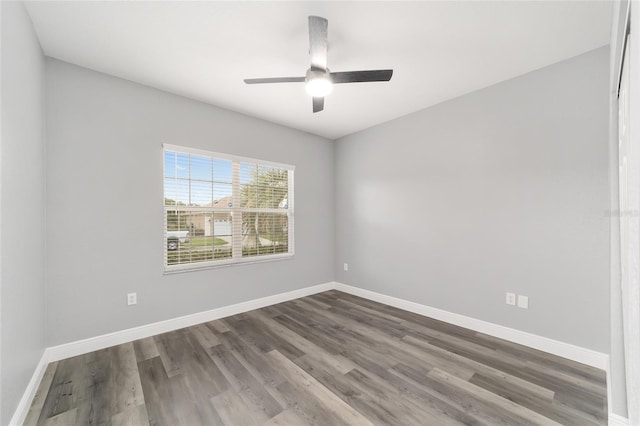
0, 2, 47, 424
45, 59, 335, 346
335, 47, 610, 353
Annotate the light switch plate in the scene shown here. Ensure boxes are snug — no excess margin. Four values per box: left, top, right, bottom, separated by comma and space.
517, 295, 529, 309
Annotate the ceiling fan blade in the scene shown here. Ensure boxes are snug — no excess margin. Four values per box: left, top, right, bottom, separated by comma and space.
244, 76, 305, 84
309, 16, 328, 70
330, 69, 393, 84
313, 97, 324, 113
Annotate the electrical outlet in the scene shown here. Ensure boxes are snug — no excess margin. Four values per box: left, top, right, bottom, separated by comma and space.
517, 295, 529, 309
344, 263, 349, 271
506, 292, 516, 306
127, 293, 137, 306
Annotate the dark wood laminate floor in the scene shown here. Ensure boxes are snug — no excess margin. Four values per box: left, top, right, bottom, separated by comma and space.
25, 290, 607, 425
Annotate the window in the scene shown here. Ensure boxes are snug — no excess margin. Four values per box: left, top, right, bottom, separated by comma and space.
163, 144, 294, 272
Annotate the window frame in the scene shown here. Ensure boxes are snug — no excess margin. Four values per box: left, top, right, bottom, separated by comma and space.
163, 144, 295, 273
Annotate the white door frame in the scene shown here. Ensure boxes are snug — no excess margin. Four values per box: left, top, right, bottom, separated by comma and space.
618, 4, 640, 424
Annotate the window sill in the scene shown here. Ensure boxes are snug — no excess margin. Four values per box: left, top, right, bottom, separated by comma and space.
163, 253, 294, 274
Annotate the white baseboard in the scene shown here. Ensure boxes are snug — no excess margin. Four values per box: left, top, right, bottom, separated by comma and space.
9, 351, 48, 426
609, 413, 630, 426
46, 281, 335, 362
333, 282, 609, 371
12, 280, 616, 425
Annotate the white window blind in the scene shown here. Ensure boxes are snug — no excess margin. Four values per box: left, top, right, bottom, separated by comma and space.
163, 144, 294, 272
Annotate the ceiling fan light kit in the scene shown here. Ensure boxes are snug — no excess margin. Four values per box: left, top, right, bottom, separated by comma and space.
305, 69, 333, 97
244, 16, 393, 113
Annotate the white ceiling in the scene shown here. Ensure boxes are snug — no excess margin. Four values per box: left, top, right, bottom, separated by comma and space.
25, 1, 612, 140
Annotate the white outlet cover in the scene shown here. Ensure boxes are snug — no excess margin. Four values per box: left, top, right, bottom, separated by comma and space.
127, 293, 137, 305
506, 292, 516, 306
344, 263, 349, 271
517, 295, 529, 309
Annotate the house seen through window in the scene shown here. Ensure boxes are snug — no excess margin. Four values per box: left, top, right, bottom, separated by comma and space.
163, 144, 294, 271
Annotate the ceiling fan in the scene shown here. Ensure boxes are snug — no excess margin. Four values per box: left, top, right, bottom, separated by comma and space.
244, 16, 393, 113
